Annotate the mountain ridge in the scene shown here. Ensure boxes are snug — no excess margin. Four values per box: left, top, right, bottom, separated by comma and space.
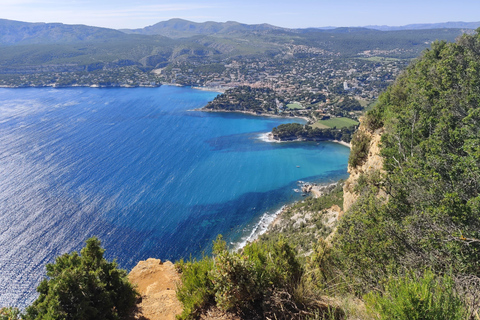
0, 18, 127, 45
119, 18, 480, 38
120, 18, 288, 38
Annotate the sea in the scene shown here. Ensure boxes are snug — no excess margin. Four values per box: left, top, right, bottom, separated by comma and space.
0, 85, 350, 307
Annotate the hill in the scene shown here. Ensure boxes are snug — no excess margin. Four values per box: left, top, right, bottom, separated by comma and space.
120, 18, 286, 38
0, 19, 126, 45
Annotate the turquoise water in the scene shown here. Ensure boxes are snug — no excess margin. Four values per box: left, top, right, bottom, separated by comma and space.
0, 86, 350, 306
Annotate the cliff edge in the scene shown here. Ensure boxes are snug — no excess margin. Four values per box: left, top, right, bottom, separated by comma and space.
343, 123, 384, 212
128, 258, 182, 320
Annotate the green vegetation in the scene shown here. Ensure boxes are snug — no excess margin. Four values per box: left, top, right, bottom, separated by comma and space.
287, 103, 304, 110
0, 307, 21, 320
311, 122, 330, 129
176, 236, 322, 320
347, 130, 371, 167
203, 86, 282, 114
360, 57, 402, 62
23, 237, 137, 320
364, 270, 467, 320
259, 183, 344, 255
271, 122, 356, 142
314, 118, 359, 129
334, 29, 480, 313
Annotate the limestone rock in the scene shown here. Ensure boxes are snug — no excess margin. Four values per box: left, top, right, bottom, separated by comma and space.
343, 123, 385, 212
128, 258, 182, 320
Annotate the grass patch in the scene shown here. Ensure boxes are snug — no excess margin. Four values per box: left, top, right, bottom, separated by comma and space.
311, 122, 330, 129
314, 117, 359, 129
287, 102, 304, 110
359, 99, 369, 107
359, 56, 402, 62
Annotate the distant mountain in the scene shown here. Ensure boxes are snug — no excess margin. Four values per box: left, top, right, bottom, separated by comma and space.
121, 19, 480, 38
0, 18, 469, 75
120, 18, 288, 38
0, 19, 126, 46
364, 21, 480, 31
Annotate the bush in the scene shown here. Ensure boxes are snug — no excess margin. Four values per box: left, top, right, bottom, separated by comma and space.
24, 237, 138, 320
176, 256, 215, 319
0, 307, 21, 320
364, 270, 467, 320
176, 236, 305, 319
348, 130, 371, 168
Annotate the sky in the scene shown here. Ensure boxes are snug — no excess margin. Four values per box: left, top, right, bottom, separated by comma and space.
1, 0, 480, 30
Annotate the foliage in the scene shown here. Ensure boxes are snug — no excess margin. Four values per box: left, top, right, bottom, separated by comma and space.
259, 183, 344, 254
348, 130, 371, 167
272, 123, 357, 142
24, 237, 138, 320
176, 256, 215, 319
176, 236, 307, 319
336, 97, 363, 112
364, 270, 467, 320
334, 30, 480, 313
304, 239, 336, 292
0, 307, 21, 320
204, 86, 282, 114
314, 117, 359, 129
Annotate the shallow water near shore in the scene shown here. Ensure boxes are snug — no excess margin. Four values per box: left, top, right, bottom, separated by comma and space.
0, 86, 349, 307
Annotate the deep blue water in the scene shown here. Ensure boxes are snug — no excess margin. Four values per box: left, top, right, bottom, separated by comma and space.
0, 86, 349, 307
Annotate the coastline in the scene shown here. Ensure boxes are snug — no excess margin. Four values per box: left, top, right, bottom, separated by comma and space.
258, 132, 351, 149
229, 133, 349, 249
196, 108, 311, 122
233, 181, 341, 250
0, 83, 161, 89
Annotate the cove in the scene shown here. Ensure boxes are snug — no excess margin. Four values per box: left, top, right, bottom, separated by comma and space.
0, 85, 349, 306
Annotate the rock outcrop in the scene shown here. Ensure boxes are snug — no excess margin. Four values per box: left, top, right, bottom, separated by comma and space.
343, 124, 384, 212
128, 258, 182, 320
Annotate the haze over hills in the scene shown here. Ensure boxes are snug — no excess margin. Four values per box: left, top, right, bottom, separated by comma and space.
364, 21, 480, 31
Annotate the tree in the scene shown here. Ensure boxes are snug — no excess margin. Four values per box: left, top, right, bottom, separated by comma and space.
25, 237, 138, 320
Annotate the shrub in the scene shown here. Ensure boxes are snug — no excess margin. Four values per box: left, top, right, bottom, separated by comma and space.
0, 307, 21, 320
210, 249, 259, 311
176, 236, 305, 319
176, 256, 215, 320
364, 270, 467, 320
348, 130, 371, 168
24, 237, 138, 320
364, 104, 384, 132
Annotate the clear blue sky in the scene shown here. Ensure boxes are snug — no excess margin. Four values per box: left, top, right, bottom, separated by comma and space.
2, 0, 480, 29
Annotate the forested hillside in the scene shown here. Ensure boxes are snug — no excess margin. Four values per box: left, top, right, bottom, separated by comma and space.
337, 27, 480, 288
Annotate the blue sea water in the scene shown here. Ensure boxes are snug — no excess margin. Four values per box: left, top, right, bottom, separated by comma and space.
0, 85, 350, 307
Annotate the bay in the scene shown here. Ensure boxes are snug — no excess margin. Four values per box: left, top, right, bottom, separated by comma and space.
0, 85, 349, 306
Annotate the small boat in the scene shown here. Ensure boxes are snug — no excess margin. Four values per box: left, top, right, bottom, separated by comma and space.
296, 166, 300, 168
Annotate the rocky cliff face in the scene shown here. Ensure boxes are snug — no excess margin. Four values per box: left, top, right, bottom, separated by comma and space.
343, 124, 384, 212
